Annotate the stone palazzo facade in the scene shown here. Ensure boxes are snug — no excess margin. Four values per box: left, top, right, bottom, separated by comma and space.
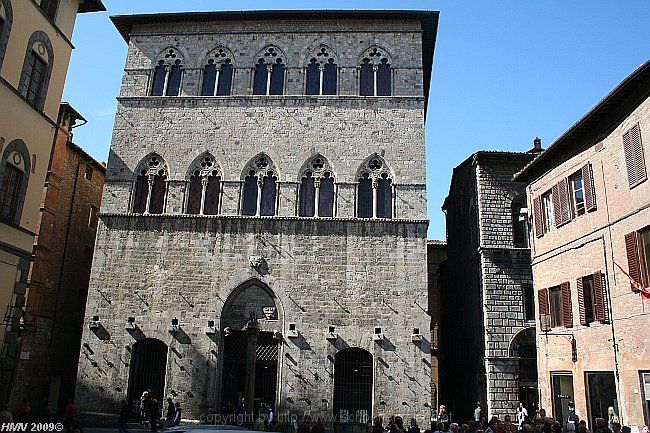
76, 10, 439, 427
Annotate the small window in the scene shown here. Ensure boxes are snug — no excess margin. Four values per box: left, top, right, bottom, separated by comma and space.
541, 191, 553, 233
84, 164, 93, 181
359, 47, 392, 96
569, 171, 585, 217
523, 285, 535, 321
546, 282, 572, 328
83, 245, 93, 269
253, 47, 285, 96
201, 48, 233, 96
150, 49, 184, 97
38, 0, 59, 21
88, 205, 98, 228
512, 198, 529, 248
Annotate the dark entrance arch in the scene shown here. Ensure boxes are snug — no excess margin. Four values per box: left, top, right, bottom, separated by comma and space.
510, 328, 539, 417
333, 348, 373, 432
220, 280, 281, 413
127, 338, 168, 417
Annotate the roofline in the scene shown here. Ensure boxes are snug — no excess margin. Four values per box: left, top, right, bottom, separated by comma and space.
514, 60, 650, 183
110, 10, 439, 103
78, 0, 106, 13
66, 141, 106, 174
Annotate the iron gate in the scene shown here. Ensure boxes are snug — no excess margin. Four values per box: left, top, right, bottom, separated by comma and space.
333, 348, 373, 432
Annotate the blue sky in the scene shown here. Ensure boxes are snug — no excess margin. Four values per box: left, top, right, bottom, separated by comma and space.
63, 0, 649, 240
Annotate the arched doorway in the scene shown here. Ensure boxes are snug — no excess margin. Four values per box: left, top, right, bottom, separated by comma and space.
333, 348, 373, 432
127, 338, 168, 417
220, 280, 281, 414
510, 328, 538, 416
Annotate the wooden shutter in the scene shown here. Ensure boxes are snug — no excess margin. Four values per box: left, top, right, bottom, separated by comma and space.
561, 282, 573, 327
552, 183, 562, 227
538, 288, 549, 315
533, 196, 544, 237
624, 124, 647, 188
625, 231, 641, 291
582, 163, 597, 212
593, 272, 608, 322
559, 178, 572, 224
577, 277, 587, 326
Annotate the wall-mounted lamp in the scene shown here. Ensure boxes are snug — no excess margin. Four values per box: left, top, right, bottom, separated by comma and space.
287, 323, 299, 338
373, 327, 384, 342
206, 320, 217, 335
169, 318, 179, 334
89, 315, 101, 330
326, 325, 338, 341
411, 327, 422, 343
126, 317, 136, 330
273, 330, 282, 341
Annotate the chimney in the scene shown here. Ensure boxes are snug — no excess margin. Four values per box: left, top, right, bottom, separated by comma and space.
529, 137, 543, 153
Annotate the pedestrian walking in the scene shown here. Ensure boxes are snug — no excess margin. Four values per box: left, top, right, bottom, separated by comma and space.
165, 398, 174, 428
485, 418, 499, 433
409, 419, 421, 433
64, 399, 75, 432
149, 398, 159, 432
504, 416, 517, 433
118, 401, 130, 433
140, 391, 150, 429
374, 417, 385, 433
474, 403, 483, 423
438, 406, 450, 431
517, 403, 528, 430
607, 408, 619, 431
172, 402, 181, 427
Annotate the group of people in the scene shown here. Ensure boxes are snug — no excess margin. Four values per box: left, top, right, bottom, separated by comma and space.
118, 391, 182, 432
425, 402, 650, 433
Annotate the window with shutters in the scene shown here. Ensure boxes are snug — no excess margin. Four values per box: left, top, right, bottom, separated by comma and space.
552, 178, 572, 227
201, 47, 234, 96
569, 171, 585, 216
541, 191, 553, 234
623, 124, 647, 189
150, 48, 184, 96
252, 46, 285, 96
298, 155, 335, 217
625, 227, 650, 291
0, 0, 12, 72
578, 272, 608, 325
185, 154, 222, 215
84, 164, 93, 181
356, 155, 393, 219
241, 154, 278, 216
19, 32, 53, 111
305, 46, 338, 96
359, 46, 392, 96
132, 154, 168, 214
544, 283, 572, 329
0, 139, 30, 225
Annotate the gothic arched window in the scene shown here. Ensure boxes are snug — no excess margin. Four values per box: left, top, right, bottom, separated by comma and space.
253, 46, 285, 95
0, 139, 30, 224
186, 154, 222, 215
357, 156, 393, 219
151, 48, 184, 96
132, 154, 168, 214
241, 155, 278, 216
305, 46, 337, 96
201, 47, 234, 96
359, 46, 392, 97
299, 156, 335, 217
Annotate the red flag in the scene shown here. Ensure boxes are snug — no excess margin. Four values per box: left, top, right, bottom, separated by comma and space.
614, 261, 650, 300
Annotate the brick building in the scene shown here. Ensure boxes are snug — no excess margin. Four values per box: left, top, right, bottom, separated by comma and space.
10, 103, 105, 416
76, 10, 439, 427
427, 240, 447, 411
440, 146, 541, 421
514, 61, 650, 430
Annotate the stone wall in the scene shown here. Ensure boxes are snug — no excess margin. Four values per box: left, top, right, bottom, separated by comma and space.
76, 216, 432, 423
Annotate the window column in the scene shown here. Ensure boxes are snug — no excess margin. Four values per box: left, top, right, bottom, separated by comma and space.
256, 177, 263, 216
199, 176, 208, 215
145, 176, 154, 214
314, 178, 320, 218
371, 177, 378, 218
